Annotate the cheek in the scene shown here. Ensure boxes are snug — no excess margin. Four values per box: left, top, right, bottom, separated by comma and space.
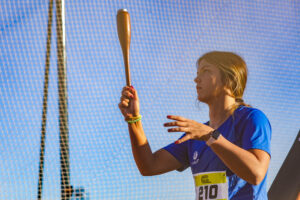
210, 75, 223, 88
206, 76, 217, 89
204, 77, 223, 97
213, 80, 227, 95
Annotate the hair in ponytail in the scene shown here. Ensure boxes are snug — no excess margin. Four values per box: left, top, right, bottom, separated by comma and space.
234, 97, 251, 109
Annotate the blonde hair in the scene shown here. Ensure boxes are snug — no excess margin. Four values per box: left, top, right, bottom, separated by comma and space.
197, 51, 251, 111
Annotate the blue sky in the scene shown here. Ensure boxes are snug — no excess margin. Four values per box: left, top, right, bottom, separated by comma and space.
0, 0, 299, 199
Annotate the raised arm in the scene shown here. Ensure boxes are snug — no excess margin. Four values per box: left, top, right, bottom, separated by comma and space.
118, 86, 182, 176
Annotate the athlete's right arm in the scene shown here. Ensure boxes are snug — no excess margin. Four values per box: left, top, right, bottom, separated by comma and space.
118, 86, 182, 176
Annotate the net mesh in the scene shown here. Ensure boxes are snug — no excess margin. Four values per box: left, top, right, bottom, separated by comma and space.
0, 0, 299, 199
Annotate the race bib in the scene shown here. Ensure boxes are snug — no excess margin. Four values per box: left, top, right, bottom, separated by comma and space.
193, 171, 228, 200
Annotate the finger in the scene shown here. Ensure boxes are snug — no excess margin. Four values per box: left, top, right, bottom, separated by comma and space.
119, 98, 129, 107
123, 85, 133, 90
167, 127, 190, 133
122, 86, 138, 101
118, 102, 126, 109
121, 100, 129, 107
166, 115, 188, 122
122, 90, 134, 98
120, 96, 130, 103
163, 121, 188, 127
129, 86, 138, 100
123, 85, 135, 92
175, 134, 191, 144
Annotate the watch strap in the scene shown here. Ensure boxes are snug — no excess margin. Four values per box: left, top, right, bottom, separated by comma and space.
206, 130, 221, 146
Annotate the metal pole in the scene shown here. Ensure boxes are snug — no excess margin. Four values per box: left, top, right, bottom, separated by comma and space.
37, 0, 54, 199
55, 0, 72, 199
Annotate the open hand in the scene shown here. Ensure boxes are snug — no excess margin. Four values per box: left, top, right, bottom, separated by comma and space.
164, 115, 214, 144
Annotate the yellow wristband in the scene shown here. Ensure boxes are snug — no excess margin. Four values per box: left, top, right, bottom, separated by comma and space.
125, 115, 142, 124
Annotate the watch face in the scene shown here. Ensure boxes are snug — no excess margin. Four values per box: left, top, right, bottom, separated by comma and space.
212, 130, 221, 139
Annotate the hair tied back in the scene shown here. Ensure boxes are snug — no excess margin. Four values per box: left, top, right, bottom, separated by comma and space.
235, 98, 244, 103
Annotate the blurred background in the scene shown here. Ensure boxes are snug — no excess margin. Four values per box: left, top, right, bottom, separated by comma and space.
0, 0, 299, 199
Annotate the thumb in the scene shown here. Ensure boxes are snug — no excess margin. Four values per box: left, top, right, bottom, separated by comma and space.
175, 134, 191, 144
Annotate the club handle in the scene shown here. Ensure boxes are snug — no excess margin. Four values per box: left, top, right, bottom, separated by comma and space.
117, 9, 131, 86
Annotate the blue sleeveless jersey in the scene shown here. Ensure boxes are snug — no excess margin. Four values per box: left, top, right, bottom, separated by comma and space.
163, 106, 272, 200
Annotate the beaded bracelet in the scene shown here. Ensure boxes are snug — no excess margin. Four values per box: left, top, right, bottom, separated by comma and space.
125, 115, 142, 124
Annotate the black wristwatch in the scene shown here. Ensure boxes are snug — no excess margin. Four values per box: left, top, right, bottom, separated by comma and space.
206, 130, 221, 146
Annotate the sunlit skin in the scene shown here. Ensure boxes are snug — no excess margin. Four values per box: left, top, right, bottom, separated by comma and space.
164, 59, 237, 143
195, 59, 228, 104
118, 59, 270, 185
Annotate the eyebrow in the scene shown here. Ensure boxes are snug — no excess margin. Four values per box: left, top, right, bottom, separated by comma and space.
198, 65, 210, 73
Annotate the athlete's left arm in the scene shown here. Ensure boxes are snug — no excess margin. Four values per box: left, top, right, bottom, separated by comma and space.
164, 115, 270, 185
209, 136, 270, 185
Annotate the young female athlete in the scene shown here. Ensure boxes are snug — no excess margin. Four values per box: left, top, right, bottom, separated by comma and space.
118, 51, 271, 200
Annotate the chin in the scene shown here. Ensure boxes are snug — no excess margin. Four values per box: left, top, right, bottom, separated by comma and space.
197, 96, 205, 103
197, 96, 209, 104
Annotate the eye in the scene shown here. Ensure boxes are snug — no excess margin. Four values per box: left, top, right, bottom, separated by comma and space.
199, 70, 207, 75
197, 68, 210, 75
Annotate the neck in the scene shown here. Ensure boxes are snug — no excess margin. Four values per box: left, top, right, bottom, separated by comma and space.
208, 95, 236, 129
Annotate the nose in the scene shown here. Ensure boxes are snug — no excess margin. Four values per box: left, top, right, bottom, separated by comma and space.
194, 76, 200, 83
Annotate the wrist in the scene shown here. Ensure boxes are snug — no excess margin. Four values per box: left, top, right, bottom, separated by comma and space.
125, 114, 142, 124
125, 113, 140, 121
202, 128, 215, 141
206, 130, 221, 146
202, 132, 212, 142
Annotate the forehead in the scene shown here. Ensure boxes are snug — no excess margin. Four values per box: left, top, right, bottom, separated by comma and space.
197, 59, 217, 72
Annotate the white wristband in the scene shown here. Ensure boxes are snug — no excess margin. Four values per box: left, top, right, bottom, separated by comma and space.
206, 130, 221, 146
206, 136, 216, 146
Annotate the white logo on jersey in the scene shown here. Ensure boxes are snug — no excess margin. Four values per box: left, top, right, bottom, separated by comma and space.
192, 151, 199, 165
193, 151, 198, 160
